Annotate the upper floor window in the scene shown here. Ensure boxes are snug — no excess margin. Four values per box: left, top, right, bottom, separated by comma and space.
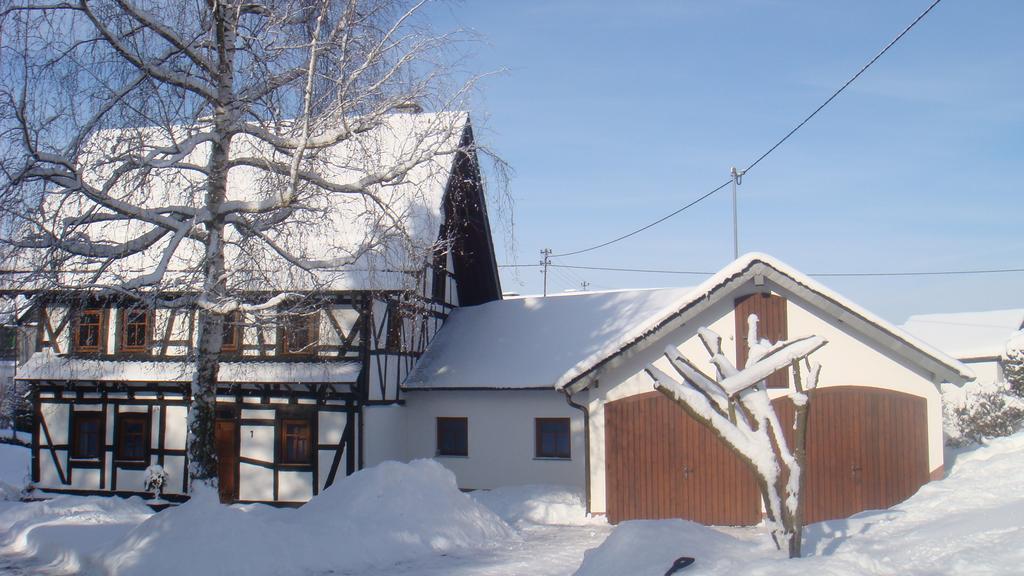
386, 303, 405, 353
73, 309, 106, 354
281, 312, 319, 356
432, 249, 448, 303
0, 327, 16, 360
71, 411, 102, 459
220, 311, 241, 354
119, 308, 150, 354
115, 412, 150, 463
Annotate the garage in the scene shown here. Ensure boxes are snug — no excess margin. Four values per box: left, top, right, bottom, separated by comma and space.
604, 386, 930, 525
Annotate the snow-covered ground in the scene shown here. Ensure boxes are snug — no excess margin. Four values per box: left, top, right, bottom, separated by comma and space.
0, 433, 1021, 575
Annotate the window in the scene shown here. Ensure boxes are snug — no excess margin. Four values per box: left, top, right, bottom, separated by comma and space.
279, 418, 312, 465
535, 418, 571, 459
0, 327, 16, 360
71, 412, 102, 459
436, 417, 468, 457
73, 309, 105, 353
116, 413, 150, 462
431, 248, 447, 302
281, 312, 318, 355
119, 308, 150, 354
386, 303, 404, 353
220, 311, 241, 354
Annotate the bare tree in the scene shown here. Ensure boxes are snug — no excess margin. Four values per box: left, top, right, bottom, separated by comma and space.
646, 315, 826, 558
0, 0, 485, 491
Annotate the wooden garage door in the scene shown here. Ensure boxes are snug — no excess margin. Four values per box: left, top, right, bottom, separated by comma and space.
605, 387, 929, 526
604, 391, 761, 525
773, 386, 929, 523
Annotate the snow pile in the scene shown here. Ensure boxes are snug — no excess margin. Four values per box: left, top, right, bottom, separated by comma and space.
576, 431, 1024, 576
0, 443, 29, 496
100, 459, 515, 576
0, 495, 153, 573
471, 485, 604, 527
575, 519, 761, 576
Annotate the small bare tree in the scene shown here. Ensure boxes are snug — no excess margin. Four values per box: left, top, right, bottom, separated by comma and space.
0, 0, 488, 492
646, 315, 825, 558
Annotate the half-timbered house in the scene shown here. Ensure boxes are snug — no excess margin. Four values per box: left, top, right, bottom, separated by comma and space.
14, 112, 501, 504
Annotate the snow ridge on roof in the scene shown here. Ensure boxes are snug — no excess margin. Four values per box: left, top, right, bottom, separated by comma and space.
901, 309, 1024, 360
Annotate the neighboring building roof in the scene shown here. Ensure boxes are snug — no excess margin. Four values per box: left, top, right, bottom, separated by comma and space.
405, 253, 973, 391
901, 309, 1024, 360
5, 112, 474, 294
16, 350, 360, 383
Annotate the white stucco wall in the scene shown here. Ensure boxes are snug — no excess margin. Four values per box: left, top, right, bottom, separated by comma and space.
363, 404, 408, 466
580, 284, 946, 516
403, 390, 585, 490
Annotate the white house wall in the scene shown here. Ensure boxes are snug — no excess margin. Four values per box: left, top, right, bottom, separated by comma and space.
580, 284, 946, 516
363, 404, 408, 467
403, 390, 585, 490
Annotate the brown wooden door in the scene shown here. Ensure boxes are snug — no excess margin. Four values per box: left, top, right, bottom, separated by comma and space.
214, 418, 238, 503
773, 386, 929, 523
604, 391, 761, 525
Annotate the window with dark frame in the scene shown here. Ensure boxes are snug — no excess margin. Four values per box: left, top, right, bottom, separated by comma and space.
436, 417, 468, 457
431, 249, 447, 302
119, 308, 149, 354
535, 418, 571, 459
386, 303, 404, 353
73, 309, 105, 353
220, 310, 241, 354
116, 412, 149, 462
279, 418, 312, 465
282, 312, 319, 355
71, 412, 102, 459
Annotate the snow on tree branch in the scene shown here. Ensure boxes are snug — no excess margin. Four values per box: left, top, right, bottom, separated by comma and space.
647, 317, 827, 558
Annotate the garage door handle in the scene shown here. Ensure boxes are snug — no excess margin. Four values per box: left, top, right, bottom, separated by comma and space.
682, 465, 693, 480
851, 464, 862, 480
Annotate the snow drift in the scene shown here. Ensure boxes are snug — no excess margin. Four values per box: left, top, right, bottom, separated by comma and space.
99, 459, 515, 576
470, 485, 604, 527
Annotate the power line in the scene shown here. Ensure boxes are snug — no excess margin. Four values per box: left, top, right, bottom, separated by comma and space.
498, 263, 1024, 278
551, 182, 730, 258
549, 0, 944, 259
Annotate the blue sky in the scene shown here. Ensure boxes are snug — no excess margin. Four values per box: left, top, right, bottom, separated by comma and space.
430, 1, 1022, 322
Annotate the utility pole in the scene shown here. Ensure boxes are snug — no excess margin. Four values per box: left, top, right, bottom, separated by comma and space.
731, 166, 745, 259
581, 281, 590, 292
540, 248, 552, 297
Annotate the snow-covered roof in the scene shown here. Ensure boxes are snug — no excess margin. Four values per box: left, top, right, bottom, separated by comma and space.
901, 309, 1024, 360
16, 351, 359, 383
404, 288, 695, 390
6, 111, 470, 293
406, 253, 973, 391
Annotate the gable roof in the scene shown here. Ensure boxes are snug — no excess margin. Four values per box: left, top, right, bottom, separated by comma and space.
405, 253, 972, 392
5, 112, 476, 294
901, 309, 1024, 360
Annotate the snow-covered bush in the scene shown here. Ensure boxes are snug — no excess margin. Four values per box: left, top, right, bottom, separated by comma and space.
950, 390, 1024, 446
1003, 332, 1024, 396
